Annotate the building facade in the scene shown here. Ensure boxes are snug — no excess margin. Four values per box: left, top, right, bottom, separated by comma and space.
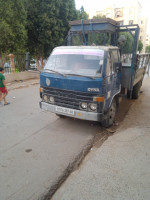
96, 0, 147, 52
146, 34, 150, 46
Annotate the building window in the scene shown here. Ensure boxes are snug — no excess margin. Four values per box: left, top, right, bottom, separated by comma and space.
118, 21, 124, 26
115, 9, 123, 18
129, 20, 133, 25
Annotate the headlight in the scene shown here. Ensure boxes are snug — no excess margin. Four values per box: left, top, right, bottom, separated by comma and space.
80, 102, 87, 109
49, 96, 54, 103
43, 95, 48, 101
89, 103, 97, 111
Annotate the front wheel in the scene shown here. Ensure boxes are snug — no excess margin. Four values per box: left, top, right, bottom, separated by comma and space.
101, 99, 117, 128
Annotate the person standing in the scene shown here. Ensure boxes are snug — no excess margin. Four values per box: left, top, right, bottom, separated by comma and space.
0, 67, 10, 105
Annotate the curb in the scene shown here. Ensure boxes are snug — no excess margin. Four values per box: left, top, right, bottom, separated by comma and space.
40, 138, 94, 200
7, 79, 40, 91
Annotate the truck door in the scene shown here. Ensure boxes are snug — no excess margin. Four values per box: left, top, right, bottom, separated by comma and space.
110, 49, 121, 94
104, 49, 121, 109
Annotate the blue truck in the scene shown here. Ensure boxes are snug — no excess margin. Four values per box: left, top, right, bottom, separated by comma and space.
39, 18, 150, 127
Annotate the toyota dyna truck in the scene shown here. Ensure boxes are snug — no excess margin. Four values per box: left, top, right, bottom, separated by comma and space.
39, 18, 150, 127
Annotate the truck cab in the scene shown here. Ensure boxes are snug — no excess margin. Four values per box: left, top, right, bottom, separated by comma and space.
40, 45, 121, 127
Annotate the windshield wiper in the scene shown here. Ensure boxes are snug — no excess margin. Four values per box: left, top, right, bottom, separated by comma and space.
44, 69, 66, 77
65, 73, 96, 80
44, 69, 96, 79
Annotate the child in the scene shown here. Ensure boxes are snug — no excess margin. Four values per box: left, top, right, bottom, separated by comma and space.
0, 67, 10, 105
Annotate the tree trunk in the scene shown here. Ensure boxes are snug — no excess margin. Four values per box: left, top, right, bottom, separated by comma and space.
40, 56, 44, 68
35, 56, 40, 71
9, 54, 15, 73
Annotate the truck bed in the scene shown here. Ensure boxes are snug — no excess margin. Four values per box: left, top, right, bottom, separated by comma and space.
121, 63, 146, 89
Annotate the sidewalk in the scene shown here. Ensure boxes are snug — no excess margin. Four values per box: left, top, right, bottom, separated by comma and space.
52, 76, 150, 200
6, 78, 40, 91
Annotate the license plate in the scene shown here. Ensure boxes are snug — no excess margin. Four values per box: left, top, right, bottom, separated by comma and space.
56, 106, 74, 116
42, 104, 48, 111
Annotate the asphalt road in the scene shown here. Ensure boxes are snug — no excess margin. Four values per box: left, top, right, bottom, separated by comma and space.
0, 84, 101, 200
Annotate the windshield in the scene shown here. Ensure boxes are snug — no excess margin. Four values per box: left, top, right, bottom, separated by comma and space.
44, 48, 104, 77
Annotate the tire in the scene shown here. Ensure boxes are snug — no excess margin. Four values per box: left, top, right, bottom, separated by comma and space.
132, 81, 142, 99
101, 99, 117, 128
127, 90, 131, 99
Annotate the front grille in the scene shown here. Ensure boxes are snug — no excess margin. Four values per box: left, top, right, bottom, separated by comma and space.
42, 86, 100, 111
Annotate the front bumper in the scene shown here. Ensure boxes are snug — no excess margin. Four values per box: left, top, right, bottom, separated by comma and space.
40, 101, 102, 122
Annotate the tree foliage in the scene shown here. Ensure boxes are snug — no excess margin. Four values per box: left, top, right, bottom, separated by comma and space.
26, 0, 77, 58
120, 34, 143, 54
0, 0, 78, 57
138, 40, 143, 53
71, 14, 110, 46
0, 0, 27, 54
119, 32, 134, 54
76, 6, 89, 20
146, 45, 150, 53
89, 15, 110, 45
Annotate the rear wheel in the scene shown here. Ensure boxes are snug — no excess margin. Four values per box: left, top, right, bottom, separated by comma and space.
132, 81, 142, 99
101, 99, 117, 128
127, 90, 131, 99
127, 81, 142, 99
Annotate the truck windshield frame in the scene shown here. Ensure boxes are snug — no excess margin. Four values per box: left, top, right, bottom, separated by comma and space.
44, 48, 104, 78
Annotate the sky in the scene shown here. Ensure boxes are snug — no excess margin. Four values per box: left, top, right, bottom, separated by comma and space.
75, 0, 150, 34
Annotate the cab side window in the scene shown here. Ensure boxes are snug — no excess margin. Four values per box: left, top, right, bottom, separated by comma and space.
111, 50, 119, 63
110, 50, 120, 73
106, 50, 120, 76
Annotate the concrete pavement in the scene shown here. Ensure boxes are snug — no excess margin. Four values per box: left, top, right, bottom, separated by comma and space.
0, 82, 101, 200
52, 76, 150, 200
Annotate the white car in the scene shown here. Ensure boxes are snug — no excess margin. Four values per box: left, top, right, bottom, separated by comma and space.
30, 59, 37, 70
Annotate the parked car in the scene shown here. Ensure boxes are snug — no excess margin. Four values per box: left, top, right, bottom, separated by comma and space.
30, 59, 37, 70
4, 62, 11, 73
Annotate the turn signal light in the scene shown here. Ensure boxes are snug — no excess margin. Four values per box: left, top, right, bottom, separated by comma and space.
93, 97, 104, 102
39, 87, 43, 93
